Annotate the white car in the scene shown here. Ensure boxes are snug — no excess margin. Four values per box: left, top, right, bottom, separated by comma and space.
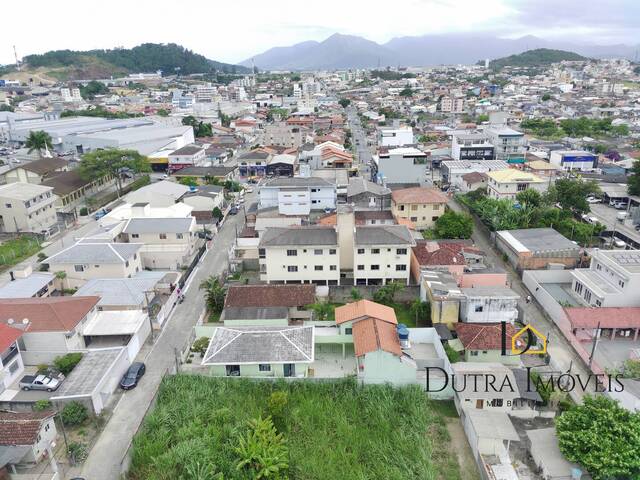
613, 239, 627, 248
586, 197, 601, 204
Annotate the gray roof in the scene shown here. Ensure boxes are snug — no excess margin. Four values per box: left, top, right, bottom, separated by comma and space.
73, 272, 165, 307
354, 225, 415, 246
0, 273, 54, 299
347, 177, 391, 198
465, 409, 519, 441
222, 306, 289, 321
496, 228, 580, 253
259, 227, 337, 247
123, 217, 194, 234
461, 286, 520, 298
173, 166, 235, 177
45, 242, 142, 264
202, 326, 314, 365
263, 177, 334, 188
52, 348, 124, 398
169, 145, 203, 156
512, 368, 543, 402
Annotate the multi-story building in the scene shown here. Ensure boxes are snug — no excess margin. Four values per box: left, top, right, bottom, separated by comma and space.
60, 87, 82, 102
259, 177, 336, 215
571, 249, 640, 307
485, 127, 526, 163
486, 169, 546, 200
0, 183, 58, 234
451, 133, 495, 161
353, 225, 415, 286
549, 150, 598, 172
195, 83, 217, 103
391, 187, 448, 230
262, 123, 307, 149
440, 160, 509, 187
237, 151, 271, 178
440, 96, 464, 113
168, 145, 207, 173
459, 287, 520, 324
373, 147, 430, 186
378, 126, 414, 147
258, 226, 340, 285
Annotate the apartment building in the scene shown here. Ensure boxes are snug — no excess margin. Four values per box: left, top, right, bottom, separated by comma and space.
168, 145, 207, 173
486, 169, 546, 200
353, 225, 415, 286
571, 249, 640, 307
440, 96, 464, 113
262, 122, 307, 148
259, 177, 336, 215
451, 133, 495, 161
484, 127, 526, 163
391, 187, 448, 230
0, 183, 58, 234
258, 226, 340, 285
378, 126, 414, 147
373, 147, 430, 186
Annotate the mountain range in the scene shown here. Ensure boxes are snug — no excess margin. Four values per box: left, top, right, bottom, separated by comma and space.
241, 33, 639, 70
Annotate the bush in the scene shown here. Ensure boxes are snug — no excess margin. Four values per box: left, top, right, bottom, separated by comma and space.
444, 342, 461, 363
79, 207, 88, 216
36, 363, 50, 374
54, 352, 83, 375
34, 399, 52, 411
191, 337, 210, 355
61, 401, 88, 426
68, 442, 89, 463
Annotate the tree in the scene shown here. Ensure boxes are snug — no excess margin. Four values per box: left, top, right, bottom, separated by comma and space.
0, 104, 14, 112
178, 176, 198, 187
25, 130, 53, 157
516, 189, 542, 209
308, 302, 333, 322
628, 160, 640, 196
182, 115, 212, 137
199, 276, 226, 314
156, 108, 169, 117
409, 299, 430, 326
350, 287, 363, 301
338, 98, 351, 108
541, 93, 551, 101
79, 148, 151, 196
235, 416, 288, 479
55, 271, 67, 295
433, 211, 474, 239
548, 178, 600, 215
399, 87, 414, 97
79, 80, 109, 100
212, 207, 223, 221
373, 282, 404, 306
556, 395, 640, 480
54, 352, 83, 375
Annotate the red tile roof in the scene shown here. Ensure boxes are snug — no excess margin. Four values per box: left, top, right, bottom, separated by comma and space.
335, 300, 398, 325
391, 187, 448, 205
564, 307, 640, 329
0, 297, 99, 333
0, 411, 55, 446
412, 241, 481, 267
455, 323, 520, 351
224, 285, 316, 309
0, 322, 23, 352
353, 318, 402, 357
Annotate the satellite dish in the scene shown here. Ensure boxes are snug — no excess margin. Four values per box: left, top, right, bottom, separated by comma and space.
7, 318, 14, 324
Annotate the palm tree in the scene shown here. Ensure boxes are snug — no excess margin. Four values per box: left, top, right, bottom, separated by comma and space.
55, 271, 67, 295
199, 276, 226, 314
25, 131, 53, 158
309, 302, 333, 322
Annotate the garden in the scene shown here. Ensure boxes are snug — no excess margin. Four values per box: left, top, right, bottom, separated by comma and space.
128, 376, 462, 480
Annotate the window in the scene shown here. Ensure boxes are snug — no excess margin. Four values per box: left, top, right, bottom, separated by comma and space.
345, 328, 352, 335
125, 260, 129, 267
411, 205, 418, 211
259, 364, 271, 372
159, 233, 167, 240
574, 282, 583, 295
396, 248, 407, 255
315, 265, 323, 271
371, 248, 380, 254
74, 265, 85, 272
371, 265, 379, 270
398, 204, 405, 211
176, 233, 183, 239
286, 249, 297, 256
4, 203, 10, 208
131, 234, 139, 239
357, 248, 365, 254
517, 183, 528, 192
396, 264, 406, 271
287, 266, 298, 272
595, 299, 602, 307
258, 248, 266, 259
475, 305, 483, 312
410, 217, 418, 222
470, 351, 479, 356
133, 254, 137, 260
329, 249, 336, 255
584, 290, 592, 303
357, 265, 365, 271
432, 216, 439, 221
314, 249, 323, 255
330, 265, 337, 271
433, 204, 440, 211
619, 280, 625, 288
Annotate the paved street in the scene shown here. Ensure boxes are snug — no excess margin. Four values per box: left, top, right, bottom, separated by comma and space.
346, 106, 372, 178
78, 199, 248, 480
589, 202, 640, 248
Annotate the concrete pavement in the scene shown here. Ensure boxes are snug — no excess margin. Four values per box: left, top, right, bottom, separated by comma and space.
78, 202, 246, 480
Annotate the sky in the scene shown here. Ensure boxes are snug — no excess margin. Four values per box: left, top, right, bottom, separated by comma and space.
2, 0, 638, 65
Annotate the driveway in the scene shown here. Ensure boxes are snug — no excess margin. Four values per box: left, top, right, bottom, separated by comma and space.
78, 201, 247, 480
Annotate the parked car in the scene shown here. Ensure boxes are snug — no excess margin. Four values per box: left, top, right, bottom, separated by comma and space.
617, 212, 628, 223
586, 197, 602, 204
614, 202, 628, 210
613, 238, 627, 248
94, 209, 109, 220
229, 206, 238, 215
20, 374, 61, 392
120, 362, 146, 390
197, 231, 213, 240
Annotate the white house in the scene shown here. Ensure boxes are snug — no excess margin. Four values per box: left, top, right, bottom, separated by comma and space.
378, 126, 414, 147
124, 180, 190, 207
459, 287, 520, 324
259, 177, 336, 215
486, 169, 546, 200
0, 323, 24, 393
168, 144, 207, 173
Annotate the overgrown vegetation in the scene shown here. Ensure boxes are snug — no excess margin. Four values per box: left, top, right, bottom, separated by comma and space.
489, 48, 586, 70
61, 401, 89, 427
129, 376, 461, 480
54, 352, 83, 375
199, 276, 226, 316
61, 106, 142, 119
521, 116, 629, 139
432, 211, 474, 239
0, 235, 42, 270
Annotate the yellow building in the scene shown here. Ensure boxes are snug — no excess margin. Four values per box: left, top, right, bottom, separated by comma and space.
391, 187, 448, 230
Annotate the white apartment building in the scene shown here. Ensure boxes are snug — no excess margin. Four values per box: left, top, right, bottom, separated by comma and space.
374, 147, 429, 186
0, 183, 58, 234
168, 145, 207, 173
259, 177, 336, 215
353, 226, 415, 286
571, 249, 640, 307
378, 126, 414, 147
451, 133, 495, 161
440, 96, 464, 113
484, 127, 526, 162
195, 83, 217, 103
259, 226, 340, 285
60, 88, 82, 102
486, 170, 546, 200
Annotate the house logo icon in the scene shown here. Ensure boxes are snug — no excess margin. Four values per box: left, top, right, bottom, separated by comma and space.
511, 324, 547, 355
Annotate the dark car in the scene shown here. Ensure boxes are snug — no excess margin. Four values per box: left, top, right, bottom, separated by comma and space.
229, 206, 239, 215
120, 362, 146, 390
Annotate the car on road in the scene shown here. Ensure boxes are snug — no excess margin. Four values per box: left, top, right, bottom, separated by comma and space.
581, 214, 598, 224
229, 206, 239, 215
120, 362, 146, 390
94, 208, 110, 220
20, 374, 61, 392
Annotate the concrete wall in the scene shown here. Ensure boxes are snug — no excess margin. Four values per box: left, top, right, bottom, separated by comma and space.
361, 350, 416, 385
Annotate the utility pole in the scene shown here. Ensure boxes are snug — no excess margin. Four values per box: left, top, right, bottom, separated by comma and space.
588, 322, 601, 368
143, 290, 155, 341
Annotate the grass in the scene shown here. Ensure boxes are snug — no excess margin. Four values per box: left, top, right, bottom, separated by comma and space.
0, 235, 42, 270
129, 376, 462, 480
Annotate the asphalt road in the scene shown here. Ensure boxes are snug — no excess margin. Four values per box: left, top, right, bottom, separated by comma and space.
588, 202, 640, 248
346, 106, 372, 178
78, 197, 248, 480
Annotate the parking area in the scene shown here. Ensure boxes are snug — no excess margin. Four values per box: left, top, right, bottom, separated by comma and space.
0, 366, 57, 403
589, 203, 640, 248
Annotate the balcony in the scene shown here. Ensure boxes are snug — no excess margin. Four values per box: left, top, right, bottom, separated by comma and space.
1, 344, 19, 366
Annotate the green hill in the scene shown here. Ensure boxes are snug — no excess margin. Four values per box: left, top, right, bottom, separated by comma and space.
489, 48, 587, 69
21, 43, 250, 80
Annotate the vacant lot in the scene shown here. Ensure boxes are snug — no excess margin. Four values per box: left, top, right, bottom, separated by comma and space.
0, 235, 41, 270
129, 376, 461, 480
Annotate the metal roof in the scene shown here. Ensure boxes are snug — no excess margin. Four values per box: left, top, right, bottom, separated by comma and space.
354, 225, 415, 245
52, 348, 125, 398
123, 217, 194, 234
45, 242, 142, 264
259, 226, 338, 247
0, 273, 54, 299
74, 273, 165, 307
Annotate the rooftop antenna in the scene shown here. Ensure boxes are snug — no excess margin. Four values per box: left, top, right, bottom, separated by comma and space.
13, 45, 21, 71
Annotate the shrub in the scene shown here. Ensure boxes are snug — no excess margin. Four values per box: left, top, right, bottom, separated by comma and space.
191, 337, 210, 355
444, 342, 461, 363
36, 363, 50, 374
33, 399, 52, 411
79, 207, 88, 216
235, 416, 288, 478
68, 442, 89, 463
54, 352, 83, 375
61, 401, 88, 426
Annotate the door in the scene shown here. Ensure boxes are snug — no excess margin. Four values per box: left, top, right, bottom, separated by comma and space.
283, 364, 295, 377
476, 399, 483, 409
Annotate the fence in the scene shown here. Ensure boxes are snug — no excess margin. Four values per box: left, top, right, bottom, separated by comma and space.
178, 243, 207, 289
328, 285, 420, 303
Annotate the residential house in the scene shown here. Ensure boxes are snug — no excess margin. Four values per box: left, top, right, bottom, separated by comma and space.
440, 160, 509, 187
0, 296, 100, 364
391, 187, 448, 230
410, 240, 484, 283
353, 225, 415, 286
486, 169, 546, 200
495, 228, 580, 272
346, 177, 391, 210
124, 180, 190, 207
0, 270, 54, 299
237, 150, 271, 178
0, 411, 57, 467
378, 126, 414, 147
373, 147, 430, 186
2, 156, 68, 185
182, 185, 225, 224
0, 323, 24, 393
201, 325, 314, 377
224, 284, 316, 323
259, 226, 340, 285
452, 362, 521, 411
460, 172, 488, 192
549, 150, 598, 172
0, 183, 58, 234
455, 323, 522, 365
259, 177, 336, 215
172, 166, 236, 184
421, 270, 465, 328
41, 170, 114, 215
320, 146, 353, 168
44, 242, 143, 288
167, 144, 207, 173
459, 287, 520, 324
